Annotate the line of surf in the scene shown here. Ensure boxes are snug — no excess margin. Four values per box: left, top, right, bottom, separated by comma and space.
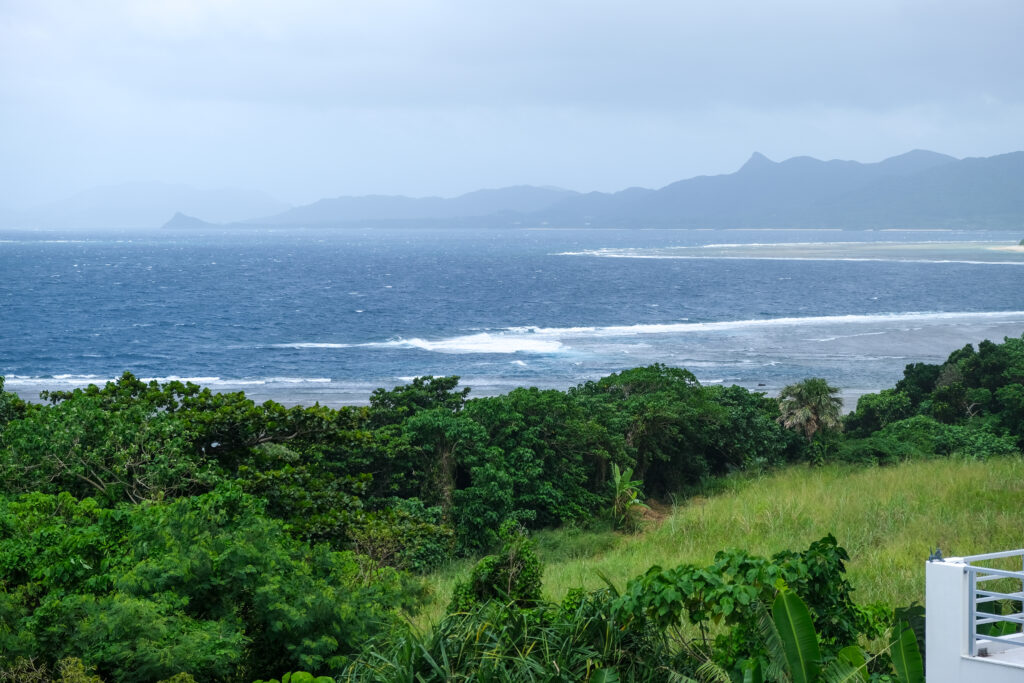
273, 333, 565, 354
271, 311, 1024, 356
554, 250, 1024, 265
2, 375, 333, 386
503, 311, 1024, 337
697, 240, 1008, 248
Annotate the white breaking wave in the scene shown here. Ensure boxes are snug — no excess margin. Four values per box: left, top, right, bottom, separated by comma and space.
3, 374, 106, 385
554, 242, 1024, 265
3, 375, 334, 387
0, 239, 92, 244
370, 335, 564, 354
275, 333, 564, 354
271, 311, 1024, 356
555, 251, 1024, 266
699, 240, 1002, 248
505, 311, 1024, 338
266, 377, 331, 383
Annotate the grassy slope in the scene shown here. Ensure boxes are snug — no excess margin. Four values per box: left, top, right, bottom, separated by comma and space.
414, 457, 1024, 627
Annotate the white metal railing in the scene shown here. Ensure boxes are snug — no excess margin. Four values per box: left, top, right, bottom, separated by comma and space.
962, 549, 1024, 656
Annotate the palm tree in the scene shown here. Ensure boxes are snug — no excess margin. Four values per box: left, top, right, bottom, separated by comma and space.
777, 377, 843, 443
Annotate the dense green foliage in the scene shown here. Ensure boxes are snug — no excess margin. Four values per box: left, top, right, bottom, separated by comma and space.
0, 365, 800, 679
0, 365, 804, 567
762, 590, 923, 683
844, 333, 1024, 461
614, 534, 878, 675
343, 536, 915, 681
0, 487, 407, 681
1, 333, 1022, 680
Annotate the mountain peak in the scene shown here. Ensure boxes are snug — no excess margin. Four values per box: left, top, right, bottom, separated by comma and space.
738, 151, 776, 173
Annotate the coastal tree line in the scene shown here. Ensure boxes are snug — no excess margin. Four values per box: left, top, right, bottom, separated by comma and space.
0, 333, 1021, 680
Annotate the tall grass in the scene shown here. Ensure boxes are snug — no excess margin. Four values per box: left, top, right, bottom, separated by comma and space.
412, 457, 1024, 628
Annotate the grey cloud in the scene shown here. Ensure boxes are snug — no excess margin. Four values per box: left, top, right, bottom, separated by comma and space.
1, 0, 1023, 206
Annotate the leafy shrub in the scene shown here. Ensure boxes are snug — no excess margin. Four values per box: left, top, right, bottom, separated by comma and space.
837, 434, 922, 465
348, 498, 455, 574
891, 335, 1024, 448
0, 657, 111, 683
613, 535, 874, 673
760, 591, 924, 683
877, 416, 1018, 459
448, 520, 542, 612
341, 586, 674, 681
609, 462, 648, 532
844, 389, 913, 438
253, 672, 334, 683
840, 416, 1018, 464
0, 377, 26, 431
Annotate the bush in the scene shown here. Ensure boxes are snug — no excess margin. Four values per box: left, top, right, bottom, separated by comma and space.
837, 434, 922, 465
878, 416, 1018, 459
348, 498, 455, 574
253, 673, 334, 683
613, 535, 872, 673
844, 389, 913, 438
0, 377, 27, 431
448, 520, 542, 612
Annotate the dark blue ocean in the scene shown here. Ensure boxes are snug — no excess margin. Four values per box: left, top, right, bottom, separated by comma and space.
2, 227, 1023, 408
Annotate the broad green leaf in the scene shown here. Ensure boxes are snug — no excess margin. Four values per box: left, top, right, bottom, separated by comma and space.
890, 624, 924, 683
773, 591, 822, 683
591, 669, 621, 683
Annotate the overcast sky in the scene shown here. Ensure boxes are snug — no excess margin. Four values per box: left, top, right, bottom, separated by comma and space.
2, 0, 1022, 207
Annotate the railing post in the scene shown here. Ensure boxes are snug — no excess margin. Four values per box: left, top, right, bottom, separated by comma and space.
968, 567, 977, 656
927, 556, 971, 679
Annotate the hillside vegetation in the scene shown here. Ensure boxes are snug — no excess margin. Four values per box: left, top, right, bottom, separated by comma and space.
556, 458, 1024, 607
0, 332, 1021, 681
408, 457, 1024, 630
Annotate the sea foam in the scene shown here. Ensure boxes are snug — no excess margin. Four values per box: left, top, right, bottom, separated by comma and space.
271, 311, 1024, 356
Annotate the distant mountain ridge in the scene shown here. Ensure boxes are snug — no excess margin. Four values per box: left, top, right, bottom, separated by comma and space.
244, 185, 579, 226
533, 149, 983, 228
232, 149, 1024, 230
9, 150, 1023, 231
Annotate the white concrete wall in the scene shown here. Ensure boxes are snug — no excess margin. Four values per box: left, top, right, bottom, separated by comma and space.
925, 557, 1024, 683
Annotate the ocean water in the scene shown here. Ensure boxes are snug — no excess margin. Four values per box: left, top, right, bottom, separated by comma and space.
2, 227, 1023, 408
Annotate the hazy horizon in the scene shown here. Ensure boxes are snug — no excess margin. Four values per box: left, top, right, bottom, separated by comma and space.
3, 147, 978, 209
3, 1, 1023, 209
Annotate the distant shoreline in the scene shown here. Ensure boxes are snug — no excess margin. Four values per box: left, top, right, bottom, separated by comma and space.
3, 377, 876, 415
